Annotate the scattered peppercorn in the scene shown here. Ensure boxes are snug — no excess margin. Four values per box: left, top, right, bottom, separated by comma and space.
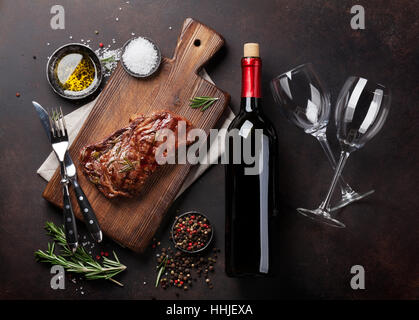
16, 92, 20, 97
154, 243, 219, 291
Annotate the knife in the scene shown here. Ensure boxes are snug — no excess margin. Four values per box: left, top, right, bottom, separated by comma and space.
33, 101, 102, 243
64, 155, 103, 243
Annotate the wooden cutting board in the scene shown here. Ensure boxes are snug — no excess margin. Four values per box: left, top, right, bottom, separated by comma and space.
43, 18, 230, 253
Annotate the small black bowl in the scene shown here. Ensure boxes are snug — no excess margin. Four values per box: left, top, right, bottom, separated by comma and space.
46, 43, 103, 100
120, 37, 162, 78
171, 211, 214, 254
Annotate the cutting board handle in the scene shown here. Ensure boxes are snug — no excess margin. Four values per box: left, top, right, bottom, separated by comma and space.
171, 18, 225, 74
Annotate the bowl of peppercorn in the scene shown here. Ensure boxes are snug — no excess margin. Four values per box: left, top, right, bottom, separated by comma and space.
171, 211, 214, 254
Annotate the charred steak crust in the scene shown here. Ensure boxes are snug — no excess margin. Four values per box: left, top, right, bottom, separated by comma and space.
79, 110, 194, 199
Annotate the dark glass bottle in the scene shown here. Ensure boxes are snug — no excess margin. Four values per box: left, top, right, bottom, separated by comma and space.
225, 43, 279, 277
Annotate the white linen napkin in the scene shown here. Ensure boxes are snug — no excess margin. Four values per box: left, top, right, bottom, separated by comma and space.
37, 70, 235, 198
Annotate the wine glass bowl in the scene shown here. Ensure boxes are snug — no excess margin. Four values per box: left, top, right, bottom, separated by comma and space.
336, 77, 391, 151
271, 63, 330, 134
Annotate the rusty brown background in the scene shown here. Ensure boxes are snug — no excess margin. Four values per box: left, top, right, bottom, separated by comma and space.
0, 0, 418, 299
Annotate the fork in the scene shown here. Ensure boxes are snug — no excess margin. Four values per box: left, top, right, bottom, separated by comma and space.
49, 107, 78, 253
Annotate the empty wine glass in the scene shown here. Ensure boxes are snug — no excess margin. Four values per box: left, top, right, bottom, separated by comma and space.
270, 63, 374, 212
297, 76, 391, 227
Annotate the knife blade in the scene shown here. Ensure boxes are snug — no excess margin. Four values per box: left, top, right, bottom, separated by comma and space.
32, 101, 52, 139
33, 101, 102, 243
32, 100, 72, 165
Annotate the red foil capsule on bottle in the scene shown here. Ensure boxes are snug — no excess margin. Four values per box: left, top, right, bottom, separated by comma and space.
241, 57, 262, 98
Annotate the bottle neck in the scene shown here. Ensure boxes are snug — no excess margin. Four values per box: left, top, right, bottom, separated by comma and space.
241, 57, 262, 112
241, 97, 261, 112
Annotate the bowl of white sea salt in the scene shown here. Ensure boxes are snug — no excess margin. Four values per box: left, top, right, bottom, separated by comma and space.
121, 36, 161, 78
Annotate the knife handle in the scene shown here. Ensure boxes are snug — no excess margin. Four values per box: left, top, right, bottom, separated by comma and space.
62, 180, 78, 253
73, 179, 102, 243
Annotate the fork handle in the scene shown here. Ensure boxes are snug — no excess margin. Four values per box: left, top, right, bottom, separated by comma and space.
62, 180, 78, 253
72, 180, 103, 243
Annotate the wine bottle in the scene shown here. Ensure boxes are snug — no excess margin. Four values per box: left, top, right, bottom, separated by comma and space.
225, 43, 279, 277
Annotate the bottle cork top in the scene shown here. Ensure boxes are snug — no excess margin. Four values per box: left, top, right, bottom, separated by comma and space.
243, 43, 260, 57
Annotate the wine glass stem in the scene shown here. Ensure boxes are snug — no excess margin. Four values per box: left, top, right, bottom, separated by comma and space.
315, 134, 354, 195
319, 151, 351, 211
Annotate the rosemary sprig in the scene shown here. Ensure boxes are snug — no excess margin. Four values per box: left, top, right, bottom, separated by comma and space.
34, 222, 127, 286
190, 96, 219, 112
100, 56, 116, 64
51, 109, 60, 121
100, 56, 119, 71
155, 255, 168, 287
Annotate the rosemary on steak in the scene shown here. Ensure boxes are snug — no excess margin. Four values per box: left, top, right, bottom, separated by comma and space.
118, 157, 138, 173
92, 151, 101, 159
35, 222, 127, 286
190, 96, 219, 112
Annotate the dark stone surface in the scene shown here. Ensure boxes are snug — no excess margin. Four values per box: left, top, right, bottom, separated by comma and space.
0, 0, 417, 299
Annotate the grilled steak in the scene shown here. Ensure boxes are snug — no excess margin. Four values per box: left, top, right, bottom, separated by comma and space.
79, 110, 194, 199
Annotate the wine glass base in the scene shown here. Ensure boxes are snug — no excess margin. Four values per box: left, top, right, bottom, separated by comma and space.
330, 189, 375, 212
296, 207, 346, 228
